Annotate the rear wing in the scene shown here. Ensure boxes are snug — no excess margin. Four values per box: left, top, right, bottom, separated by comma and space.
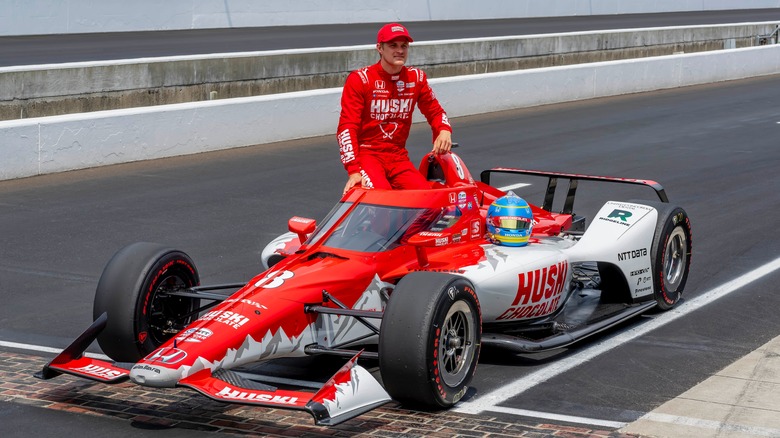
480, 168, 668, 215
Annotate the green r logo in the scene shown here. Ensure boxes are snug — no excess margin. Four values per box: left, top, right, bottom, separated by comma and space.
608, 209, 633, 222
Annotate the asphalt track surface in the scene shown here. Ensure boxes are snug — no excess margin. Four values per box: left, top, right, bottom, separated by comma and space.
1, 70, 780, 436
3, 9, 780, 67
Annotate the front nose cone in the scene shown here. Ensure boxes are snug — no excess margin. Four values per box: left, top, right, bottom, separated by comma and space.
129, 363, 181, 387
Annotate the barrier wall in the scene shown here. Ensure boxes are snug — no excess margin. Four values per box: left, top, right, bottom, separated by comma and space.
2, 45, 779, 181
2, 0, 780, 36
4, 22, 776, 121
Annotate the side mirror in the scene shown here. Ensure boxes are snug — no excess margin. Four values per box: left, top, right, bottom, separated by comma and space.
407, 230, 453, 267
288, 216, 316, 243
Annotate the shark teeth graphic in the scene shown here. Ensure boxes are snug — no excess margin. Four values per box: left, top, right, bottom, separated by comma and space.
460, 244, 509, 273
179, 274, 393, 378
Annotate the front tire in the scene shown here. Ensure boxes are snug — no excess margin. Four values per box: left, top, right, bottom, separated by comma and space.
93, 242, 201, 362
379, 272, 481, 408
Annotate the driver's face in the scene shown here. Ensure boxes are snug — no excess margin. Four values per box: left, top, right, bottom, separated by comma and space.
377, 39, 409, 70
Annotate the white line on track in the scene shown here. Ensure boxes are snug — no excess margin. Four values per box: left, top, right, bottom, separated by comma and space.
455, 256, 780, 424
0, 340, 110, 361
482, 406, 628, 429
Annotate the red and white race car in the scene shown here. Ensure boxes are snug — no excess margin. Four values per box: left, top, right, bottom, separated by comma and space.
36, 152, 692, 425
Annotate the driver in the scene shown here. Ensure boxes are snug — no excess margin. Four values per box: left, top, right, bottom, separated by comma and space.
337, 23, 453, 194
486, 193, 534, 246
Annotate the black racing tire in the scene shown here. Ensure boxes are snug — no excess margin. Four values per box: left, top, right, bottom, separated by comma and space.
93, 242, 200, 362
379, 272, 481, 408
635, 201, 692, 310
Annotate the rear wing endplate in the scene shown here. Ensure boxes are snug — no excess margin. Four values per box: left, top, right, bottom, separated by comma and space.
480, 168, 668, 214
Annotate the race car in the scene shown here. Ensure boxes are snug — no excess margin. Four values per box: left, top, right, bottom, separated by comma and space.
35, 151, 692, 426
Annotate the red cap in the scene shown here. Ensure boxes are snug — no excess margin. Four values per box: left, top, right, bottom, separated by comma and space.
377, 23, 413, 44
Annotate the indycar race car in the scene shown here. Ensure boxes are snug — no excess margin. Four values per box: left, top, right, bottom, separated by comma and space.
35, 151, 692, 426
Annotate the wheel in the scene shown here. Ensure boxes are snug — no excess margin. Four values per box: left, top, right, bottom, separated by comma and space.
379, 272, 481, 408
637, 201, 692, 310
93, 242, 200, 362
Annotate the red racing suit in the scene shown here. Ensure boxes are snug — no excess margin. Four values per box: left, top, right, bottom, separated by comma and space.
337, 61, 452, 189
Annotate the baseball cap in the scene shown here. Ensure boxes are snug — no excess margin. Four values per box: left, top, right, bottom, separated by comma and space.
377, 23, 413, 43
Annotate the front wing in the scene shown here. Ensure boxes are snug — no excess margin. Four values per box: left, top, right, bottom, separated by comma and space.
35, 313, 390, 426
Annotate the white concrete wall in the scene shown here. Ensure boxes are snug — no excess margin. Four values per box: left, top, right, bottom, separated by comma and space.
2, 44, 779, 181
2, 0, 780, 36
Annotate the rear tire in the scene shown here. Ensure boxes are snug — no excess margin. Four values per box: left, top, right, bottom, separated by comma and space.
379, 272, 481, 407
634, 201, 692, 310
93, 242, 200, 362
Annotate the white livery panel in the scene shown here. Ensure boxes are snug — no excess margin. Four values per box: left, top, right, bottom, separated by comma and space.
564, 201, 657, 299
460, 242, 574, 322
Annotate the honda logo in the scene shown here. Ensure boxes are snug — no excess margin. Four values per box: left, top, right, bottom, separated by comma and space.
147, 347, 188, 364
374, 80, 386, 90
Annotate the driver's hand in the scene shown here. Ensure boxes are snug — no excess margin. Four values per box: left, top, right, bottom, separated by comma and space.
343, 172, 363, 195
432, 130, 452, 155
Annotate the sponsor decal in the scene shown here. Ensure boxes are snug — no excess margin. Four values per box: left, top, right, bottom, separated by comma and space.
337, 129, 355, 164
176, 327, 213, 343
635, 286, 652, 294
359, 169, 375, 189
630, 267, 650, 276
396, 80, 405, 92
411, 268, 466, 274
216, 386, 299, 405
254, 270, 293, 289
599, 209, 633, 226
288, 216, 313, 224
374, 80, 385, 90
199, 310, 250, 329
617, 248, 648, 261
441, 113, 451, 127
498, 261, 568, 320
369, 98, 413, 120
147, 348, 188, 364
636, 276, 651, 286
391, 25, 405, 32
609, 209, 632, 222
75, 364, 126, 380
471, 219, 481, 237
447, 286, 457, 300
417, 231, 449, 246
132, 364, 161, 374
449, 192, 457, 204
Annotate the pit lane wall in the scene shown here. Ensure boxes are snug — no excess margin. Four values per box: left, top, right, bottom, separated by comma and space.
2, 0, 780, 36
2, 45, 780, 181
4, 23, 777, 121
